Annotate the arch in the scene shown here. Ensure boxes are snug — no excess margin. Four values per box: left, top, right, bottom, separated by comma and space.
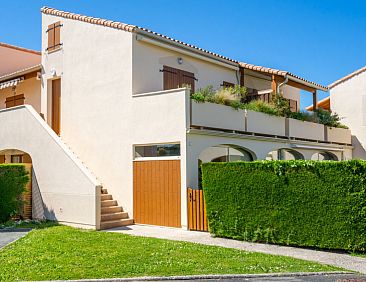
0, 148, 32, 164
266, 148, 304, 160
311, 151, 338, 161
199, 144, 256, 163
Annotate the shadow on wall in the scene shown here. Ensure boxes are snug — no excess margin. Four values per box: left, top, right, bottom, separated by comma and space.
351, 135, 366, 159
32, 168, 56, 220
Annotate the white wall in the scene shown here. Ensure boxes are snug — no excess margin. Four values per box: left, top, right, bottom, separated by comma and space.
132, 39, 239, 94
42, 13, 136, 220
186, 132, 347, 189
0, 106, 101, 228
331, 71, 366, 159
0, 77, 41, 112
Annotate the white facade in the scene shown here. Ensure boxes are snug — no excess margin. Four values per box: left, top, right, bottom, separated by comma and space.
330, 69, 366, 158
0, 8, 353, 229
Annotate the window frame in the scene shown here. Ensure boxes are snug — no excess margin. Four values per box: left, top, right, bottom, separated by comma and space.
133, 142, 181, 161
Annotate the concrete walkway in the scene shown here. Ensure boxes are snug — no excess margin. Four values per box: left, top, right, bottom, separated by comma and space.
0, 229, 30, 249
107, 225, 366, 274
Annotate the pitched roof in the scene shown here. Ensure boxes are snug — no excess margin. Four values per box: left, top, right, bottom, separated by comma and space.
0, 64, 41, 83
41, 6, 327, 91
0, 42, 41, 55
306, 96, 330, 111
329, 66, 366, 89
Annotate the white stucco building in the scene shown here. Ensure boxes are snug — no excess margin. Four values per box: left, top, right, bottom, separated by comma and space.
0, 7, 353, 230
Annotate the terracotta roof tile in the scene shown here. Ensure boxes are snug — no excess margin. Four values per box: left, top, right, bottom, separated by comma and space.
40, 6, 327, 91
329, 66, 366, 89
0, 42, 41, 55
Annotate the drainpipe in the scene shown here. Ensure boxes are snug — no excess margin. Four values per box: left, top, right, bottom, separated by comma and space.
277, 74, 289, 95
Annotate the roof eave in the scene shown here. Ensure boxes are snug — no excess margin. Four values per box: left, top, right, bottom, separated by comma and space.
0, 64, 41, 83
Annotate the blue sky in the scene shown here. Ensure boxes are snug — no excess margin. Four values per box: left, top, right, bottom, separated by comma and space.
1, 0, 365, 108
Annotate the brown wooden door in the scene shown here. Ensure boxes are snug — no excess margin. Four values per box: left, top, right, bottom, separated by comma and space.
163, 66, 195, 92
0, 155, 5, 164
133, 159, 181, 227
52, 79, 61, 135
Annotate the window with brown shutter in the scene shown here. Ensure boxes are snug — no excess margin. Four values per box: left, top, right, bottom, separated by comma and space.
289, 99, 298, 112
163, 66, 195, 92
5, 94, 25, 108
47, 21, 62, 52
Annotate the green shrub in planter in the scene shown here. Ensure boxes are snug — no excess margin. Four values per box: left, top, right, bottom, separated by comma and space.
202, 160, 366, 252
0, 165, 29, 223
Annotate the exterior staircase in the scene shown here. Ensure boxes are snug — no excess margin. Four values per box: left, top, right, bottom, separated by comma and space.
100, 188, 133, 229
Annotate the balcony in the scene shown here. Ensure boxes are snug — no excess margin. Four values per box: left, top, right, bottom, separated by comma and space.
190, 101, 351, 145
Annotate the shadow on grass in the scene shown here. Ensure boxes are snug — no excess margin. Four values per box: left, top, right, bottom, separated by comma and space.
0, 220, 59, 230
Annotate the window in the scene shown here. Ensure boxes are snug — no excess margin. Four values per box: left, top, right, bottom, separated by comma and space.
11, 155, 23, 163
222, 81, 235, 88
5, 94, 25, 108
47, 21, 62, 52
162, 66, 196, 92
134, 143, 180, 159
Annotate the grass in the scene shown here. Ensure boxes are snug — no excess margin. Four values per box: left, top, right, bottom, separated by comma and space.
0, 225, 342, 281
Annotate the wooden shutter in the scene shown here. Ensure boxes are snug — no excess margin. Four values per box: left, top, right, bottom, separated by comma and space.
163, 65, 195, 92
47, 21, 61, 52
52, 79, 61, 135
180, 69, 195, 92
289, 99, 298, 112
5, 94, 25, 108
163, 66, 180, 90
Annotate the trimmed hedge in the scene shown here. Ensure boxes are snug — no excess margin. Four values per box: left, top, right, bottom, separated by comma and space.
202, 160, 366, 252
0, 165, 29, 223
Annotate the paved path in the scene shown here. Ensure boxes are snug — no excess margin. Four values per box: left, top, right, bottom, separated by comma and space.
0, 229, 30, 249
107, 225, 366, 274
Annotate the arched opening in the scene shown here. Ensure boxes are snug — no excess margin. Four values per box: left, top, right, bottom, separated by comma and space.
0, 148, 33, 220
266, 148, 304, 160
311, 151, 338, 161
198, 144, 256, 188
0, 149, 32, 164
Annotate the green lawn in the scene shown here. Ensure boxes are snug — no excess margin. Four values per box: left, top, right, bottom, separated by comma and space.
0, 225, 342, 281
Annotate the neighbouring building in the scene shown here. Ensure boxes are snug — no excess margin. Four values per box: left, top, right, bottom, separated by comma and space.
0, 7, 353, 230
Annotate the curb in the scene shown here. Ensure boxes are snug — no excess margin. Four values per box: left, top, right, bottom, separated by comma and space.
0, 228, 32, 233
48, 271, 355, 281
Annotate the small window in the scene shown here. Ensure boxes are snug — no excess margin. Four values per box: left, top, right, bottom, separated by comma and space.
47, 21, 62, 52
222, 81, 235, 88
134, 143, 180, 159
11, 155, 23, 164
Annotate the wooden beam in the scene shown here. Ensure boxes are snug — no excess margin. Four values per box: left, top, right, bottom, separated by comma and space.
239, 67, 245, 87
312, 90, 318, 111
287, 79, 316, 93
271, 75, 279, 95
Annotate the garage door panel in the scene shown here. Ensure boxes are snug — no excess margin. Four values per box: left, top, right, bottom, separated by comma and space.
133, 160, 181, 227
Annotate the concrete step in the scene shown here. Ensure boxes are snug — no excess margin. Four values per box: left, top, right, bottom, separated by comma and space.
101, 188, 108, 194
101, 200, 117, 207
101, 194, 112, 201
100, 218, 134, 230
101, 206, 123, 214
101, 211, 128, 222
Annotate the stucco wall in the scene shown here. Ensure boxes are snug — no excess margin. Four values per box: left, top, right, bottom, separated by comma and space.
0, 77, 41, 112
331, 71, 366, 159
132, 39, 239, 94
186, 132, 348, 189
42, 13, 136, 220
0, 106, 100, 228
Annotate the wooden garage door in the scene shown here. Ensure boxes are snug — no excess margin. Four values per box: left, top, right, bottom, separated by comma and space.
133, 160, 181, 227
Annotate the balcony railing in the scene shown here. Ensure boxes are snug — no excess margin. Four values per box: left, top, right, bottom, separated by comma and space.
191, 101, 351, 145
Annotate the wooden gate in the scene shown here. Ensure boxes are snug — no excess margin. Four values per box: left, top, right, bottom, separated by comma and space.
133, 160, 181, 227
187, 188, 208, 231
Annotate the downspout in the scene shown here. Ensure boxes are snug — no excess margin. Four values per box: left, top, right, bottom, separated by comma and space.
277, 74, 289, 94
